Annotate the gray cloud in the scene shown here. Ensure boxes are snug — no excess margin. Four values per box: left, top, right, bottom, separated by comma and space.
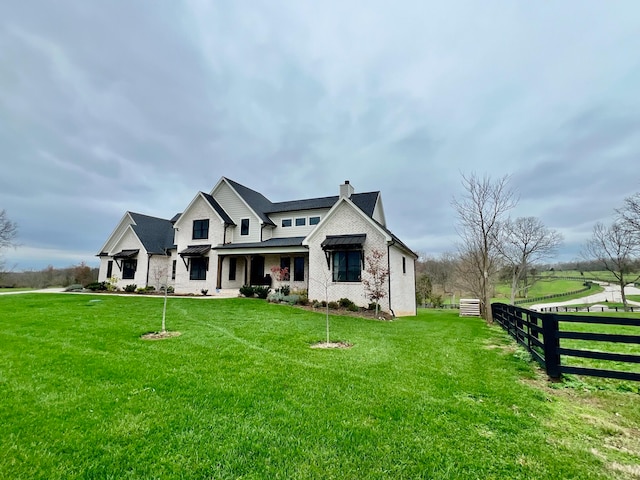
1, 1, 640, 269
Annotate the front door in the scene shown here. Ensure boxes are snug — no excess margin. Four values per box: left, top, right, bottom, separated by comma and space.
250, 256, 265, 285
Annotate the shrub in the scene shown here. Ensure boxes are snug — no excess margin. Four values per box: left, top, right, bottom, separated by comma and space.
282, 294, 300, 305
328, 301, 339, 310
276, 285, 291, 296
167, 286, 175, 294
347, 303, 360, 312
85, 282, 107, 291
201, 289, 209, 296
321, 300, 327, 308
368, 302, 378, 311
240, 285, 255, 297
145, 286, 156, 292
267, 292, 285, 303
254, 286, 271, 299
297, 295, 309, 306
339, 297, 356, 309
124, 284, 137, 293
136, 287, 147, 294
311, 300, 322, 308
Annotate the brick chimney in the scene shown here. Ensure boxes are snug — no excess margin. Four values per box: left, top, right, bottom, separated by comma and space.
339, 180, 354, 198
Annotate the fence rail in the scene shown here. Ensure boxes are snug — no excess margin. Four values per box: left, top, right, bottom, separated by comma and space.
492, 302, 640, 382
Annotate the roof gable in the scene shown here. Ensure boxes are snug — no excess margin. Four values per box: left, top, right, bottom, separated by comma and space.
129, 212, 175, 254
219, 177, 275, 226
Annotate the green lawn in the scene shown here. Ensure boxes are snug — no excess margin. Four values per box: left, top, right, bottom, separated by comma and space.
1, 294, 639, 479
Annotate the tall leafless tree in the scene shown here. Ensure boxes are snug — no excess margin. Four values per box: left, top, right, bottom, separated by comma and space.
617, 192, 640, 238
0, 209, 18, 275
583, 221, 640, 311
452, 173, 517, 323
497, 217, 563, 304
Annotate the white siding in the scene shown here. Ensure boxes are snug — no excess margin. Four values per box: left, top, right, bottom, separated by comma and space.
173, 195, 225, 294
388, 246, 417, 317
306, 201, 389, 310
212, 181, 261, 243
109, 229, 147, 290
268, 209, 330, 239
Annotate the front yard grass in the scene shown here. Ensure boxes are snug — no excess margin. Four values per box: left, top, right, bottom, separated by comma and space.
1, 294, 638, 479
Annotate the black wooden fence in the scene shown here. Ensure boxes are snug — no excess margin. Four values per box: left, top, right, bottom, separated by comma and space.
492, 303, 640, 381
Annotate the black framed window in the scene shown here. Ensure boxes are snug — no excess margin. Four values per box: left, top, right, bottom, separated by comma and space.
402, 256, 406, 274
190, 257, 208, 280
192, 219, 209, 239
106, 260, 113, 278
295, 217, 306, 226
241, 218, 250, 236
332, 251, 361, 282
122, 259, 137, 279
309, 216, 320, 225
229, 257, 237, 281
282, 219, 292, 227
280, 257, 291, 280
294, 257, 304, 282
172, 260, 177, 280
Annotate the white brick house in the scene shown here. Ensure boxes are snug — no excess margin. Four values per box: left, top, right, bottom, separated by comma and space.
97, 178, 417, 316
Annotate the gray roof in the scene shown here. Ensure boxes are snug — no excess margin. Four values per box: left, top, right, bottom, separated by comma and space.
224, 177, 276, 226
214, 236, 306, 250
201, 192, 235, 225
266, 192, 380, 217
129, 212, 175, 255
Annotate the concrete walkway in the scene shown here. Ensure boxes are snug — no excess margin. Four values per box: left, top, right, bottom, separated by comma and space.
531, 281, 640, 311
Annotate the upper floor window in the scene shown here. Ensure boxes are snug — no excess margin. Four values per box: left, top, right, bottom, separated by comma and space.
241, 218, 250, 236
402, 256, 407, 274
282, 219, 292, 227
295, 218, 306, 226
309, 216, 320, 226
193, 219, 209, 239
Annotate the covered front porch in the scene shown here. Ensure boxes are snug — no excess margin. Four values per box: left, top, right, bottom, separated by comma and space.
213, 237, 309, 291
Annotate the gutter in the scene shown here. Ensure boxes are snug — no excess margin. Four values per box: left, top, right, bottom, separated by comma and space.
387, 241, 395, 318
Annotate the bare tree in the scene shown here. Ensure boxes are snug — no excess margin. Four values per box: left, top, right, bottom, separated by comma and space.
497, 217, 563, 304
452, 173, 517, 323
0, 209, 18, 276
617, 192, 640, 238
583, 221, 640, 311
363, 248, 389, 317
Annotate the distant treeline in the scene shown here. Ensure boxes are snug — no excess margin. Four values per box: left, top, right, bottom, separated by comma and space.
0, 263, 98, 289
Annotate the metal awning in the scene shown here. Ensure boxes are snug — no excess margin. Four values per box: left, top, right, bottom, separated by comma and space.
113, 249, 139, 258
321, 234, 366, 250
179, 245, 211, 257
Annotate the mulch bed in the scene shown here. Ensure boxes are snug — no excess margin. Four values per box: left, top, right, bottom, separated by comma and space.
140, 331, 182, 340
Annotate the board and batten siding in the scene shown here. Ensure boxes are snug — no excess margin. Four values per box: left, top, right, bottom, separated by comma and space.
212, 181, 261, 243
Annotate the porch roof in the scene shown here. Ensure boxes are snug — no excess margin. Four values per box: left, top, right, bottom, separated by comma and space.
213, 237, 307, 253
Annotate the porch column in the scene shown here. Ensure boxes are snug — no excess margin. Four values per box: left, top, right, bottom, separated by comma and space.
245, 255, 252, 285
216, 255, 224, 290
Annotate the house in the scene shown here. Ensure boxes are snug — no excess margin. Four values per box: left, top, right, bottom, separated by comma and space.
97, 178, 417, 316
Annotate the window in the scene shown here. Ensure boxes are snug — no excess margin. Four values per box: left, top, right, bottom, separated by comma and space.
190, 257, 208, 280
280, 257, 291, 281
282, 219, 292, 227
241, 218, 250, 236
229, 257, 237, 281
309, 216, 320, 225
294, 257, 305, 282
332, 251, 361, 282
192, 219, 209, 239
172, 260, 176, 280
122, 259, 137, 279
106, 260, 113, 278
402, 256, 406, 274
295, 217, 306, 226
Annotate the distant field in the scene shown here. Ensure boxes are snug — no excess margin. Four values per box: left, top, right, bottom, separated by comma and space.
540, 270, 640, 283
493, 277, 601, 304
1, 294, 639, 479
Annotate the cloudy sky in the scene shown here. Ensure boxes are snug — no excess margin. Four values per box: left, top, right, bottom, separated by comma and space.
1, 1, 639, 270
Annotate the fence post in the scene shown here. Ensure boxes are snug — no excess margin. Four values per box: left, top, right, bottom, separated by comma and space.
541, 313, 561, 379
